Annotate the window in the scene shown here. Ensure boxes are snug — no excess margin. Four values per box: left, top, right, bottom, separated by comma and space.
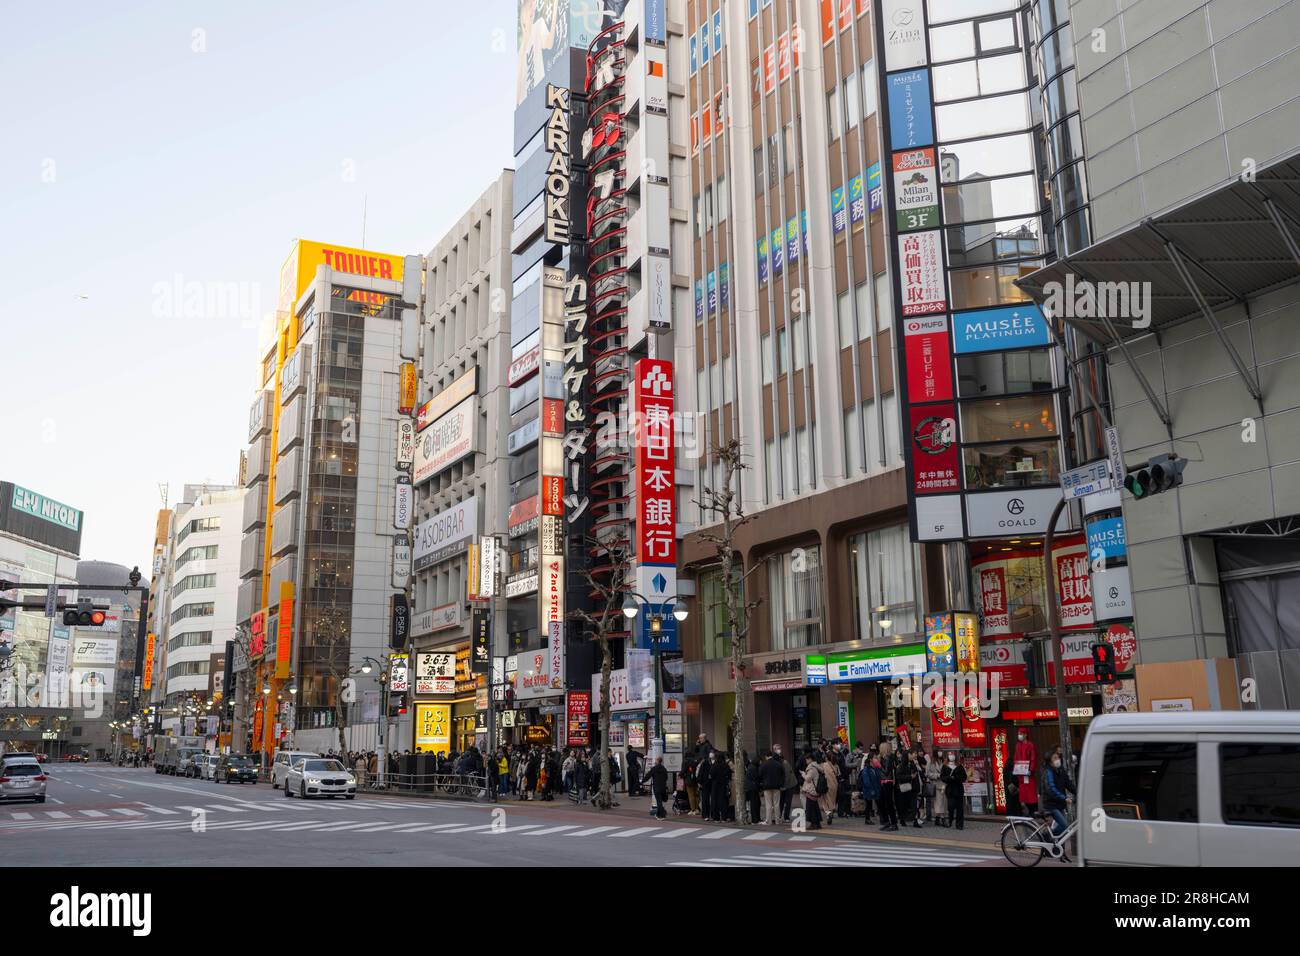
176, 515, 221, 544
753, 146, 765, 196
716, 174, 730, 222
767, 132, 781, 188
1220, 744, 1300, 828
963, 439, 1061, 489
959, 394, 1057, 443
844, 74, 860, 130
782, 124, 795, 176
957, 350, 1054, 398
850, 525, 921, 640
767, 545, 823, 649
826, 87, 842, 141
174, 573, 217, 594
1101, 742, 1198, 822
861, 62, 877, 118
171, 602, 215, 625
168, 631, 213, 652
175, 545, 218, 567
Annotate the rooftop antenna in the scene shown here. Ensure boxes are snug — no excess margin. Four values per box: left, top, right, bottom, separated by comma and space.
158, 483, 169, 510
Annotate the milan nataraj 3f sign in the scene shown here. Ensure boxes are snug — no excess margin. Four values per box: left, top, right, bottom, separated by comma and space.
633, 358, 675, 568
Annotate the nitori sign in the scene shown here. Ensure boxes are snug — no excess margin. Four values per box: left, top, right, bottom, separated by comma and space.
10, 485, 81, 531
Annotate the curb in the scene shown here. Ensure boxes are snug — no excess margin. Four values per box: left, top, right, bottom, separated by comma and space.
393, 788, 1002, 850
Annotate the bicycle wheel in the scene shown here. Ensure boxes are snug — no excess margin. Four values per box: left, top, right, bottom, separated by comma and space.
1000, 821, 1046, 867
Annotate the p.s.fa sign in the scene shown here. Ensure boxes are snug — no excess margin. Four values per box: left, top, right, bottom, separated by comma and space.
1060, 460, 1112, 499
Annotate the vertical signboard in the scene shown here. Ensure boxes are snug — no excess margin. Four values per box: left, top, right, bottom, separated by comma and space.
275, 581, 293, 680
632, 358, 676, 571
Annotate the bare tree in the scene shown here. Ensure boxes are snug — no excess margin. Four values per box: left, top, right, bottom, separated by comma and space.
695, 438, 764, 824
571, 537, 631, 811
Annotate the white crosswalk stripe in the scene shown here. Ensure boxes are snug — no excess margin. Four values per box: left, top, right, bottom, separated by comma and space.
742, 831, 777, 840
566, 825, 621, 837
79, 810, 108, 818
523, 824, 581, 836
609, 826, 660, 838
10, 812, 33, 820
651, 828, 699, 838
135, 804, 179, 815
112, 808, 145, 817
667, 842, 1000, 867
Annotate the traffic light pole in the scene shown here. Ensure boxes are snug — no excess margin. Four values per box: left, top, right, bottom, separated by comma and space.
1042, 495, 1076, 783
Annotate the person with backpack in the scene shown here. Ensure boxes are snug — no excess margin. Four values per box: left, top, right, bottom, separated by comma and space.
858, 751, 882, 825
799, 750, 824, 830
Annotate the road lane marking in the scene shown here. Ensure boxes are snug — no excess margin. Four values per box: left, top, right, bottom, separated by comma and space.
435, 823, 496, 833
391, 823, 466, 833
44, 811, 70, 818
565, 826, 621, 836
608, 827, 659, 838
10, 812, 33, 820
696, 829, 734, 839
651, 828, 699, 838
111, 809, 145, 816
489, 824, 543, 834
135, 804, 179, 815
522, 825, 581, 836
79, 810, 108, 818
743, 831, 777, 840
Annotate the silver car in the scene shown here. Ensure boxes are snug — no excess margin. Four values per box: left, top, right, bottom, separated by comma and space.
0, 761, 48, 804
284, 758, 356, 800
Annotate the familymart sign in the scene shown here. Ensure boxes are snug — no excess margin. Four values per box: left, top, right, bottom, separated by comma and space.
828, 643, 926, 683
11, 485, 82, 531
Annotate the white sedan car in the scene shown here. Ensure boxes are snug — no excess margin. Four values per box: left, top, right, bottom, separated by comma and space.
284, 758, 357, 800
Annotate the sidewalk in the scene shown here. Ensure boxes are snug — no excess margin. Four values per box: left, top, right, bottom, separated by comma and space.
447, 787, 1004, 850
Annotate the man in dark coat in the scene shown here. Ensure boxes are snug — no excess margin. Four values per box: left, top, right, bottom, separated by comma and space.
643, 756, 670, 818
625, 747, 644, 796
695, 749, 713, 820
708, 751, 731, 822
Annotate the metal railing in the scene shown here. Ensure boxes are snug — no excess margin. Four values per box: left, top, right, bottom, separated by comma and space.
359, 771, 492, 802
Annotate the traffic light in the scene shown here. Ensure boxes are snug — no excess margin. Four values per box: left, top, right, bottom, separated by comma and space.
389, 693, 407, 718
1124, 453, 1187, 499
1091, 642, 1117, 685
64, 598, 108, 627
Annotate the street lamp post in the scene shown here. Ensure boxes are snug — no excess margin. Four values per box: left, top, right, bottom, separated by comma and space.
353, 656, 389, 788
621, 593, 689, 769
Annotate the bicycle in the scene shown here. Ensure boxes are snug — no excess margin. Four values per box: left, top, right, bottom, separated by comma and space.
1000, 810, 1077, 866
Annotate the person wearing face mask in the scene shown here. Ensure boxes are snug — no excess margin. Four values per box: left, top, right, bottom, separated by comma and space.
1012, 728, 1038, 815
1041, 747, 1075, 837
940, 752, 967, 829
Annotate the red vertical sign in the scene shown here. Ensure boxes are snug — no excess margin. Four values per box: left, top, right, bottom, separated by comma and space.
633, 359, 676, 567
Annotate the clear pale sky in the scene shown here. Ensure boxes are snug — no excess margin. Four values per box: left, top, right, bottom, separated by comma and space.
1, 1, 516, 572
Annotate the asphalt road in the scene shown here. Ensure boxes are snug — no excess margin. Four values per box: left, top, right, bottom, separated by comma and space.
1, 766, 1003, 867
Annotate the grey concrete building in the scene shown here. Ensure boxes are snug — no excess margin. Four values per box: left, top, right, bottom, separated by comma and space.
408, 170, 514, 754
1020, 0, 1300, 707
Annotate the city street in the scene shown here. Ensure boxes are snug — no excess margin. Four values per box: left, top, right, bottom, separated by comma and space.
2, 766, 1002, 868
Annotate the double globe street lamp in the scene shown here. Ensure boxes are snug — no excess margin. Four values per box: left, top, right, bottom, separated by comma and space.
621, 593, 688, 764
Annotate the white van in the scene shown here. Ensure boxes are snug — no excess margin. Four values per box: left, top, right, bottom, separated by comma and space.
1076, 711, 1300, 866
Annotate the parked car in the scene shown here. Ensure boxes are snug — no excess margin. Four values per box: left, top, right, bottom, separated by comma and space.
1076, 711, 1300, 866
196, 754, 220, 780
215, 754, 259, 784
179, 750, 206, 778
0, 761, 48, 803
284, 758, 356, 800
270, 750, 320, 790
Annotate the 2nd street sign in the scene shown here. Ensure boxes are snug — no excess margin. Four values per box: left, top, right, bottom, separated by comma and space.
1060, 460, 1113, 499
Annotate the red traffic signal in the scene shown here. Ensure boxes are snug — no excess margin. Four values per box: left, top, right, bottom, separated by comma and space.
1091, 642, 1116, 685
64, 599, 109, 627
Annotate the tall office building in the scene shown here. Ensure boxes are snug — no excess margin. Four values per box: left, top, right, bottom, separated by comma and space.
504, 0, 690, 755
0, 482, 84, 756
238, 240, 414, 758
146, 485, 243, 738
407, 171, 514, 755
